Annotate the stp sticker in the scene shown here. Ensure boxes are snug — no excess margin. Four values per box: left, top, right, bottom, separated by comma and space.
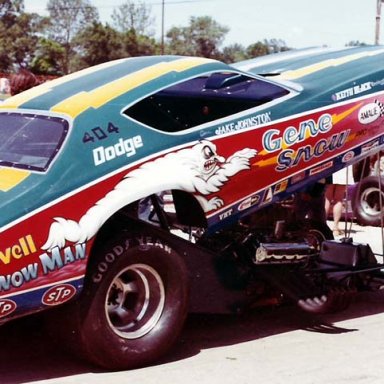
42, 284, 77, 306
0, 299, 17, 318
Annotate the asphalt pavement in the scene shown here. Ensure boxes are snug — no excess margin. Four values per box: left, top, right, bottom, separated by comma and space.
330, 220, 384, 255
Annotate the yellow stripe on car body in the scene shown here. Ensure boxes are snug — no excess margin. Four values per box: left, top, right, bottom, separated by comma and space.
278, 49, 384, 80
0, 169, 30, 192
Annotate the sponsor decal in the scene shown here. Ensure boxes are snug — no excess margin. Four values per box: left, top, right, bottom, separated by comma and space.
355, 128, 370, 139
0, 243, 86, 292
342, 151, 355, 163
274, 179, 288, 194
309, 160, 333, 175
0, 263, 39, 292
261, 188, 273, 205
0, 299, 17, 318
238, 194, 261, 211
332, 82, 372, 101
219, 209, 233, 220
42, 284, 76, 306
362, 139, 380, 153
291, 171, 306, 184
371, 78, 384, 88
93, 135, 143, 166
358, 100, 384, 125
215, 112, 272, 135
0, 235, 36, 265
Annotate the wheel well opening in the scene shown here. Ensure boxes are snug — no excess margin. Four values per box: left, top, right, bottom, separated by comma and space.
171, 190, 207, 228
88, 190, 207, 262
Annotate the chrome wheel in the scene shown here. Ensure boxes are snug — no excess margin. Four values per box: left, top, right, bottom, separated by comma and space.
360, 186, 384, 217
106, 263, 165, 339
305, 228, 328, 251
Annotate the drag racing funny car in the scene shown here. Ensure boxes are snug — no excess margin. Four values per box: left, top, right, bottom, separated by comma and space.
1, 46, 384, 370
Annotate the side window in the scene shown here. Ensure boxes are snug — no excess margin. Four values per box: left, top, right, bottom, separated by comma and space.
124, 72, 289, 133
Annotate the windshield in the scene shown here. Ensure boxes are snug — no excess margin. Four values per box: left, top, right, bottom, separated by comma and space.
0, 112, 69, 172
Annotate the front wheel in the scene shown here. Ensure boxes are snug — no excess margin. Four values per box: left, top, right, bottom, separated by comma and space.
68, 231, 189, 370
302, 219, 334, 251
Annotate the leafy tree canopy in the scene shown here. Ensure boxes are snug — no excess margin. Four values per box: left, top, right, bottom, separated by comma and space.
346, 40, 368, 46
0, 0, 294, 75
166, 16, 229, 58
0, 0, 47, 71
31, 37, 65, 75
72, 22, 122, 69
46, 0, 99, 73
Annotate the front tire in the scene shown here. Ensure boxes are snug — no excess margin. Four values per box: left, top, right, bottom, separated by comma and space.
71, 231, 189, 370
301, 219, 334, 251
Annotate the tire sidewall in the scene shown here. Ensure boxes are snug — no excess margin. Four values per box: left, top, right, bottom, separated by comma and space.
291, 219, 333, 247
353, 176, 384, 226
79, 231, 189, 369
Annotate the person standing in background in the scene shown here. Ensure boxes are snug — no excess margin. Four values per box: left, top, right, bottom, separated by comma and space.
9, 69, 40, 96
0, 77, 10, 96
325, 166, 354, 236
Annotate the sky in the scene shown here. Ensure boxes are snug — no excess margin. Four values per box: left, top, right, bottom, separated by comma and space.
23, 0, 382, 49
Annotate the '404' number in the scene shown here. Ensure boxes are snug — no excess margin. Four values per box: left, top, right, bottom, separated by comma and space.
82, 123, 119, 143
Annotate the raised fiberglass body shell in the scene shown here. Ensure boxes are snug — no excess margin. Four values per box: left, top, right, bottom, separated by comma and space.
0, 47, 383, 321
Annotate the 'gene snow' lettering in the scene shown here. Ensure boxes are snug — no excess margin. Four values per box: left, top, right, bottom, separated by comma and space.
262, 114, 332, 153
276, 130, 350, 171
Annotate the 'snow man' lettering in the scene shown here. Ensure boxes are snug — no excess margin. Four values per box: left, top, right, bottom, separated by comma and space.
0, 235, 37, 265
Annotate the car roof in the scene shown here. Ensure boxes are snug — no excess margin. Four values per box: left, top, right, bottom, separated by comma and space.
234, 45, 384, 81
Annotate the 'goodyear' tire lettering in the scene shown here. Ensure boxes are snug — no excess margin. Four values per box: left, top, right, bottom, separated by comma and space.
92, 236, 171, 283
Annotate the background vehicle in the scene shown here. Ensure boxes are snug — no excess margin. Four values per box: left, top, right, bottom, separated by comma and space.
1, 46, 384, 370
351, 154, 384, 226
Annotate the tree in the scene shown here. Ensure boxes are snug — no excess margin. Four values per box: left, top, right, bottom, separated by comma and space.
30, 37, 65, 75
246, 41, 269, 58
345, 40, 368, 47
72, 22, 122, 69
121, 29, 159, 57
112, 0, 154, 36
263, 38, 290, 53
46, 0, 99, 73
0, 0, 21, 17
0, 0, 47, 71
219, 43, 247, 63
166, 16, 229, 58
245, 39, 290, 59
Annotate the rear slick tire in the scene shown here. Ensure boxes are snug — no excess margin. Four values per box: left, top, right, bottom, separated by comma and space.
71, 231, 189, 370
